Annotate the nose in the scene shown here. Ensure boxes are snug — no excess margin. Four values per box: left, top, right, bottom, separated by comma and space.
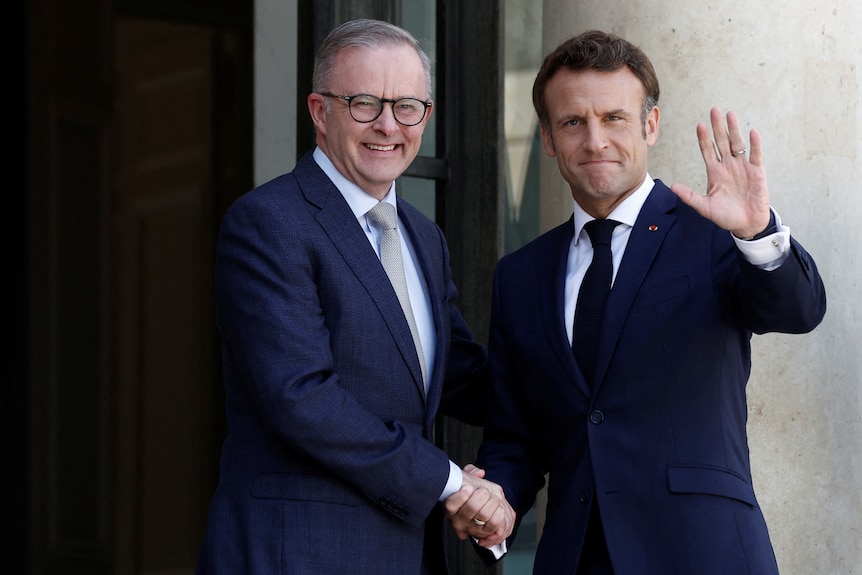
583, 121, 609, 152
372, 102, 400, 135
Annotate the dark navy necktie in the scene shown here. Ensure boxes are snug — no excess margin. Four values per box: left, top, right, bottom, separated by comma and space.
573, 219, 620, 385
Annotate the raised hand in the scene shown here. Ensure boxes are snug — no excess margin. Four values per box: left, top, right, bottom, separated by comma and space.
670, 107, 771, 239
444, 464, 515, 548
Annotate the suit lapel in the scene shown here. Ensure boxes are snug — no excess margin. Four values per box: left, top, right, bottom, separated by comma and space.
539, 218, 589, 394
594, 181, 678, 389
296, 154, 427, 399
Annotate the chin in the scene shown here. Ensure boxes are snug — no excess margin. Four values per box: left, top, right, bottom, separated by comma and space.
372, 165, 410, 184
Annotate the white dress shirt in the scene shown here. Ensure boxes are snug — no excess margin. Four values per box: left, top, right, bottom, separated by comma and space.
313, 147, 436, 381
565, 174, 791, 345
311, 148, 465, 503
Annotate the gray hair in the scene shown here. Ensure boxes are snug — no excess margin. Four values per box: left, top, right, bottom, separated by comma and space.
311, 19, 432, 99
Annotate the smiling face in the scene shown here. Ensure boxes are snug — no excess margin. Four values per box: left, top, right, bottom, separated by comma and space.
307, 45, 433, 200
540, 67, 659, 217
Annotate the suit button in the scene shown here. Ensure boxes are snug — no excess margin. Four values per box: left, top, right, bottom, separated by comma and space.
590, 410, 605, 424
579, 490, 592, 504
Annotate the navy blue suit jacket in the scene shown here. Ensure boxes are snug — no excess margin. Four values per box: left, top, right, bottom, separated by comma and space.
196, 152, 487, 574
477, 181, 826, 575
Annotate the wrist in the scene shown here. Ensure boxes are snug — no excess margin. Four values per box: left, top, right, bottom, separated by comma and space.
734, 210, 776, 241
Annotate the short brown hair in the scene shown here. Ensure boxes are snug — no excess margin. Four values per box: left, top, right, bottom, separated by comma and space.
532, 30, 660, 131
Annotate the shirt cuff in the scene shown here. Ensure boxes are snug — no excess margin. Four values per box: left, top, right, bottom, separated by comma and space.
472, 538, 508, 560
733, 209, 791, 270
439, 460, 463, 501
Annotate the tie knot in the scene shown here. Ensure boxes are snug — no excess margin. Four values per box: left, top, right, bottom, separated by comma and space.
367, 201, 398, 231
584, 219, 620, 246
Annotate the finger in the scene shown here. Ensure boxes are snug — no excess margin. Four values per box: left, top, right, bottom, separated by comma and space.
443, 486, 471, 517
455, 486, 493, 525
710, 106, 730, 158
476, 507, 514, 547
444, 492, 466, 515
748, 128, 763, 166
725, 110, 750, 160
472, 500, 499, 531
471, 486, 511, 535
480, 504, 506, 531
696, 122, 719, 164
669, 182, 708, 217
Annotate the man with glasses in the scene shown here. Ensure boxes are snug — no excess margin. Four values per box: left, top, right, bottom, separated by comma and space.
195, 18, 514, 575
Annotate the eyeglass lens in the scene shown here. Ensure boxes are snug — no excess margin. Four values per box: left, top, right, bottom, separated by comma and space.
349, 95, 427, 126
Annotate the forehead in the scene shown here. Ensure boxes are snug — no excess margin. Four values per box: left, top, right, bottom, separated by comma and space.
545, 67, 644, 114
331, 45, 428, 97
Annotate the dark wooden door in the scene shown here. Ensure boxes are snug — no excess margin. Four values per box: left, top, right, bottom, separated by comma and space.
26, 1, 251, 572
113, 17, 220, 574
27, 0, 118, 571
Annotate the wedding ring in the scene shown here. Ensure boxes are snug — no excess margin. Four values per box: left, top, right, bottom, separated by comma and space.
472, 518, 487, 526
732, 148, 748, 156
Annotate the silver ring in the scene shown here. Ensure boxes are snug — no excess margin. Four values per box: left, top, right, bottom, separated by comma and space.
472, 518, 487, 526
732, 148, 748, 156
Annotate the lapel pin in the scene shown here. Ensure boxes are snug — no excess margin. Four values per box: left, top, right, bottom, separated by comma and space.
648, 225, 659, 232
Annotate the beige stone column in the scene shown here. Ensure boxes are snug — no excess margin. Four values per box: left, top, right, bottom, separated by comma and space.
538, 1, 862, 573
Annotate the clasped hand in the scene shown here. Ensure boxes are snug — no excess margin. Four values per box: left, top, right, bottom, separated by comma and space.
444, 464, 515, 548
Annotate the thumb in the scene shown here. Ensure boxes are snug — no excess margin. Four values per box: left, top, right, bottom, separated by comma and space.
463, 464, 485, 478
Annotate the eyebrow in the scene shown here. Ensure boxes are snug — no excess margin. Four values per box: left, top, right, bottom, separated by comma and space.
556, 106, 631, 123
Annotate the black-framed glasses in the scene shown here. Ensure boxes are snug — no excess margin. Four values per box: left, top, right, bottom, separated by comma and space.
320, 93, 431, 126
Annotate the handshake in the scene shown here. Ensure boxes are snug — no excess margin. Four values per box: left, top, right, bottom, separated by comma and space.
444, 464, 515, 550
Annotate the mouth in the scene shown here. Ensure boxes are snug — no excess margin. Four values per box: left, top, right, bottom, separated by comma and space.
366, 143, 397, 152
580, 158, 617, 169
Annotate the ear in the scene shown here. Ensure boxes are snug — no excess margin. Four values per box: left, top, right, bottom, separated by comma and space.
645, 105, 660, 146
540, 123, 557, 157
308, 93, 327, 133
422, 100, 434, 124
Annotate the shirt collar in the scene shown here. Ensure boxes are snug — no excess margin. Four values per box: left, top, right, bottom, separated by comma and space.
572, 174, 654, 241
312, 147, 397, 221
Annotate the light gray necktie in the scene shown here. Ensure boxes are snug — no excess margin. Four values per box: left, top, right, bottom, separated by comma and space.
367, 202, 427, 387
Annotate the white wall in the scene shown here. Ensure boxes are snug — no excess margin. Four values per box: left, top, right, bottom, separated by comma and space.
541, 2, 862, 574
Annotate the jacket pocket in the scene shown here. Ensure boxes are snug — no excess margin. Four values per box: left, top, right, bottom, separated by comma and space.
252, 471, 360, 507
667, 464, 758, 507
